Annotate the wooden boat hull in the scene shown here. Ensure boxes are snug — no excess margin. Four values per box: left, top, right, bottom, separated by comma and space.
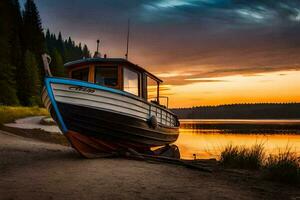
42, 77, 179, 156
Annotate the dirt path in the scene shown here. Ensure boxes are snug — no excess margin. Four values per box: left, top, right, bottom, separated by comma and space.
0, 130, 299, 200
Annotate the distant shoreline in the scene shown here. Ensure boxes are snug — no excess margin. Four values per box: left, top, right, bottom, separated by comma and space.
172, 103, 300, 119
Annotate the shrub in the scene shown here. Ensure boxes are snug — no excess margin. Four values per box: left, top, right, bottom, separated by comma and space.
220, 144, 300, 184
264, 149, 300, 184
220, 144, 265, 170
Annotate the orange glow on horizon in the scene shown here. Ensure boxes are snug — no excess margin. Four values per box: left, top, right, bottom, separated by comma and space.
159, 70, 300, 108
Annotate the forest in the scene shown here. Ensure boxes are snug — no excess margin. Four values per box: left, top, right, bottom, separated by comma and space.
172, 103, 300, 119
0, 0, 91, 106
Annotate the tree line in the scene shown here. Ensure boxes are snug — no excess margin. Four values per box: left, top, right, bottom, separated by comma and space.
0, 0, 91, 106
172, 103, 300, 119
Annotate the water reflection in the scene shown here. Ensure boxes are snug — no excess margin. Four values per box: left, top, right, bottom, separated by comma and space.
175, 120, 300, 160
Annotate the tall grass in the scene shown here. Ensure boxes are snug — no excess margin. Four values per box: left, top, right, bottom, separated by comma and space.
264, 148, 300, 184
219, 144, 300, 184
0, 106, 48, 125
220, 144, 265, 169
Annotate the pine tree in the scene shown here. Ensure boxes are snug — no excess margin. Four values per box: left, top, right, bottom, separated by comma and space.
83, 44, 91, 58
45, 29, 51, 53
18, 50, 40, 106
0, 0, 19, 105
0, 63, 19, 105
44, 30, 91, 64
22, 0, 45, 102
0, 0, 91, 106
65, 36, 73, 61
57, 32, 65, 59
9, 0, 25, 105
0, 65, 19, 105
22, 0, 45, 57
51, 49, 65, 77
9, 0, 23, 70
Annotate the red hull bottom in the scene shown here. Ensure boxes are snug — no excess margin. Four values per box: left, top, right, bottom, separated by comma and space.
65, 131, 151, 158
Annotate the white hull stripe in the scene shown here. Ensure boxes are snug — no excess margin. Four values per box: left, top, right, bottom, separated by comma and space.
43, 78, 178, 127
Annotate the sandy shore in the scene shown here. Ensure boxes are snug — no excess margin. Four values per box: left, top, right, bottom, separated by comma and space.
0, 129, 299, 200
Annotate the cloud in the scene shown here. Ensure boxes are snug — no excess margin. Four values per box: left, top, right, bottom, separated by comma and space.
156, 70, 231, 85
167, 78, 229, 85
157, 63, 300, 85
30, 0, 300, 86
139, 0, 300, 24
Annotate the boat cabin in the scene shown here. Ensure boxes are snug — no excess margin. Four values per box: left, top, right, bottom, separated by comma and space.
64, 58, 166, 107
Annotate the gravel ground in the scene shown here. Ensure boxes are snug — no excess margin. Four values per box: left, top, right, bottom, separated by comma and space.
0, 129, 300, 200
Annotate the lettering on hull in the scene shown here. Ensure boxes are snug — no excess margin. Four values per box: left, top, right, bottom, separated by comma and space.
69, 86, 95, 94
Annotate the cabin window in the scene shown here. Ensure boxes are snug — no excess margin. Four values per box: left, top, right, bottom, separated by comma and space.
147, 77, 158, 102
95, 66, 118, 87
123, 67, 139, 96
71, 68, 89, 82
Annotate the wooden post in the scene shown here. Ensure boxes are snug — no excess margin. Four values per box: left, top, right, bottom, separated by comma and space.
157, 81, 160, 104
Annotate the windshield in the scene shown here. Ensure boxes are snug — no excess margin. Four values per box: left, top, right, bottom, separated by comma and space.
123, 67, 140, 96
95, 66, 118, 87
147, 76, 158, 102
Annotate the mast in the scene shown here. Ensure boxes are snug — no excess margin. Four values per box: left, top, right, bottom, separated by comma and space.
96, 39, 100, 53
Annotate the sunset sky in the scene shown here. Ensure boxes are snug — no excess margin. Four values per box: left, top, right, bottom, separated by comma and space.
21, 0, 300, 107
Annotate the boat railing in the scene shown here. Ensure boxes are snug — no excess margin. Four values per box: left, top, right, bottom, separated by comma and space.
158, 96, 169, 108
149, 102, 175, 126
148, 96, 169, 109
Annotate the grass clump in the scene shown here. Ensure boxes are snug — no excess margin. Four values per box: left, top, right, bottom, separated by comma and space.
220, 144, 265, 170
220, 144, 300, 184
264, 149, 300, 184
0, 106, 48, 125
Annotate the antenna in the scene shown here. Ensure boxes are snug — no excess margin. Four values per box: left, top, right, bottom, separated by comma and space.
93, 39, 101, 58
125, 19, 130, 60
96, 39, 100, 53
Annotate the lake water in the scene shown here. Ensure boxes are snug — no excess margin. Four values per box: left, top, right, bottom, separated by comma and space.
175, 119, 300, 159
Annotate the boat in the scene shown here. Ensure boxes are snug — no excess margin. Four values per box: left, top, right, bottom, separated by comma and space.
41, 51, 180, 157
